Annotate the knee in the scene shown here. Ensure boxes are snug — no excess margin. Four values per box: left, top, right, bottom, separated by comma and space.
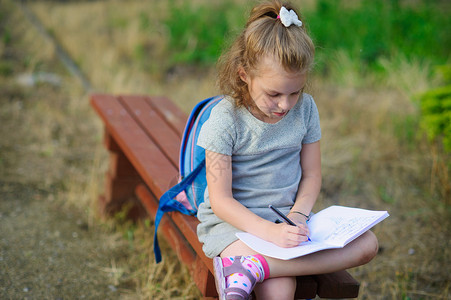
358, 231, 379, 265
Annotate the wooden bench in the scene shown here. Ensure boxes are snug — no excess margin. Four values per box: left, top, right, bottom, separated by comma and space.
90, 94, 360, 299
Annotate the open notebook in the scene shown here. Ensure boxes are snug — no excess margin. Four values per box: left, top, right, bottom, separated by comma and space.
236, 205, 389, 260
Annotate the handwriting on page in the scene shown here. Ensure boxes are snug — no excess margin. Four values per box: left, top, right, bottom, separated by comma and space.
236, 206, 389, 260
324, 215, 380, 243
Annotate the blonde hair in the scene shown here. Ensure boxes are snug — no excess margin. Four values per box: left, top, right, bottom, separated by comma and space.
217, 0, 315, 107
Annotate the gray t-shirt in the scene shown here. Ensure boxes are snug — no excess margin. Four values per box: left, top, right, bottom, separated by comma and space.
196, 93, 321, 258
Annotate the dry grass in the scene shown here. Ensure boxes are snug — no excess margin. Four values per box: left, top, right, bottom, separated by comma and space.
30, 0, 219, 103
313, 82, 450, 298
0, 1, 143, 298
18, 0, 451, 299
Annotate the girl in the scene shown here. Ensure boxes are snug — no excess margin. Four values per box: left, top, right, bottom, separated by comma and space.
196, 1, 378, 299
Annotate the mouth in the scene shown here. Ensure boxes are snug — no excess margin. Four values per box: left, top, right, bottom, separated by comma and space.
273, 111, 287, 117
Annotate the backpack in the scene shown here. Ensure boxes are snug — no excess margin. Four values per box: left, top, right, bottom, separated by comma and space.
153, 95, 223, 263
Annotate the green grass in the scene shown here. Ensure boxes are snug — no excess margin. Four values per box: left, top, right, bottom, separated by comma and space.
162, 0, 450, 77
309, 0, 450, 74
22, 0, 450, 298
416, 66, 451, 152
162, 0, 245, 66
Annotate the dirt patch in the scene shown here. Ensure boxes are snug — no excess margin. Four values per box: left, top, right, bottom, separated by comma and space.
2, 0, 450, 299
0, 182, 126, 299
0, 2, 139, 299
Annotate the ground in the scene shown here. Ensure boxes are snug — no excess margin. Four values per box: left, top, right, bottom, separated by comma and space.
0, 3, 138, 299
1, 1, 449, 299
0, 182, 128, 299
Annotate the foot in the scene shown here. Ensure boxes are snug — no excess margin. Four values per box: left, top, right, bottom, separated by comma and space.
213, 255, 268, 300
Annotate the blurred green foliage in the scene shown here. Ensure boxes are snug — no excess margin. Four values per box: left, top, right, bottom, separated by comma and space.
0, 8, 12, 76
392, 114, 419, 150
162, 0, 450, 152
163, 0, 450, 74
309, 0, 451, 75
417, 65, 451, 152
163, 1, 244, 65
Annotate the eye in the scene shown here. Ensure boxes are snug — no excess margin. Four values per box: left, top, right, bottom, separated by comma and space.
267, 92, 280, 98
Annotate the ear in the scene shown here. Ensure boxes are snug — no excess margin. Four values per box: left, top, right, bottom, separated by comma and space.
238, 66, 248, 83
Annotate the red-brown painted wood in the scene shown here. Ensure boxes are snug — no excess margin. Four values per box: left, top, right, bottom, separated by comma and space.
135, 184, 196, 266
108, 151, 141, 179
90, 94, 360, 299
192, 255, 218, 297
295, 276, 318, 299
135, 184, 217, 297
145, 95, 187, 137
315, 270, 360, 298
91, 94, 177, 198
119, 95, 180, 167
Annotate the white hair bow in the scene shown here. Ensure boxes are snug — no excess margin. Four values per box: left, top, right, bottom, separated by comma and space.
279, 6, 302, 27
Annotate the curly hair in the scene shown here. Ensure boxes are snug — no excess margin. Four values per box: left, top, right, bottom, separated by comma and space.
217, 0, 315, 107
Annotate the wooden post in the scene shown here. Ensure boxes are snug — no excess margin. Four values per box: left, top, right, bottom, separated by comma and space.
98, 130, 145, 219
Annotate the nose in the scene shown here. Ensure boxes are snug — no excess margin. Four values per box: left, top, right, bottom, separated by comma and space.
278, 96, 291, 111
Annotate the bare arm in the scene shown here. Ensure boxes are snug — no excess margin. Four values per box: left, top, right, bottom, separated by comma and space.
205, 151, 271, 237
288, 141, 322, 229
205, 150, 306, 247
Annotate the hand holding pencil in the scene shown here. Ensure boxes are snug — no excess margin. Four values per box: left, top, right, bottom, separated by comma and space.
269, 205, 311, 244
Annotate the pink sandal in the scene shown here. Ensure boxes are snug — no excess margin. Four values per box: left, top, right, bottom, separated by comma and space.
213, 256, 256, 300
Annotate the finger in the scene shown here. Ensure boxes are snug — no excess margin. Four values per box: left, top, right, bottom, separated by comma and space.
299, 234, 309, 242
280, 235, 300, 248
287, 226, 303, 234
296, 224, 310, 235
288, 235, 307, 245
283, 239, 300, 248
296, 228, 310, 238
288, 233, 304, 244
291, 230, 310, 242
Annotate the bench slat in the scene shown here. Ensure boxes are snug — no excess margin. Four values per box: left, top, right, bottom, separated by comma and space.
295, 276, 318, 299
91, 93, 360, 299
135, 184, 217, 297
135, 184, 196, 265
119, 95, 180, 167
91, 94, 176, 198
170, 212, 214, 273
115, 95, 216, 275
315, 270, 360, 298
134, 180, 212, 272
145, 95, 187, 137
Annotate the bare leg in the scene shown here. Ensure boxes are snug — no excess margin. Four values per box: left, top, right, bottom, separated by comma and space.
268, 231, 378, 277
221, 231, 378, 278
254, 276, 296, 300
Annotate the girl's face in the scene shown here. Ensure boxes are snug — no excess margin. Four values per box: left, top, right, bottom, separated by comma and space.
240, 56, 307, 124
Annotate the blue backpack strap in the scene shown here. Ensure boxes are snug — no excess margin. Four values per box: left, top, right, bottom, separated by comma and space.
153, 160, 205, 263
182, 96, 223, 211
179, 96, 217, 177
154, 95, 223, 263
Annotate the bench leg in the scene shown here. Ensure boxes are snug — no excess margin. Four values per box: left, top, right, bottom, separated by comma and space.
99, 130, 145, 219
135, 184, 219, 298
192, 256, 217, 298
314, 270, 360, 298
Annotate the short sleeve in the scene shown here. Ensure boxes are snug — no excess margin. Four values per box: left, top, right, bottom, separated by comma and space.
197, 100, 236, 156
302, 94, 322, 144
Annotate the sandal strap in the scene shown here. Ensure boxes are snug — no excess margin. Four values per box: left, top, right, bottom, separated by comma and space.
223, 256, 256, 287
224, 287, 248, 300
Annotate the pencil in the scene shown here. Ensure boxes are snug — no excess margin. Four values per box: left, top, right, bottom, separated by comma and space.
269, 205, 312, 242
